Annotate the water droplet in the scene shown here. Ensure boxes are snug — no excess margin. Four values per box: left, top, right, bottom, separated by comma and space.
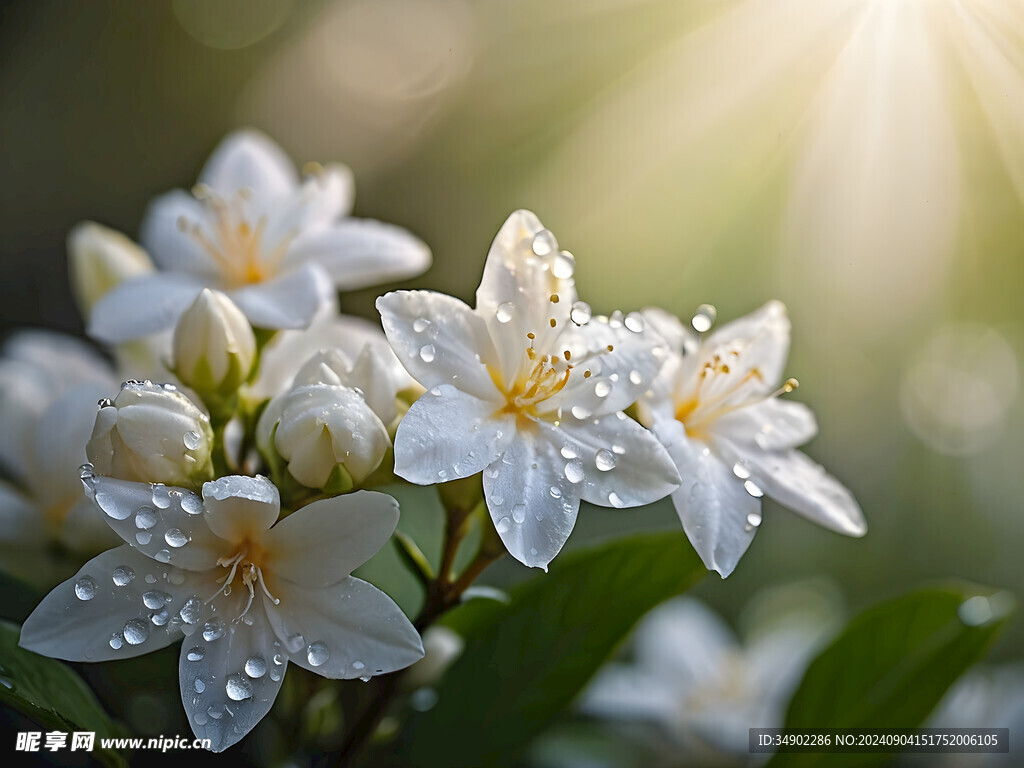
244, 657, 267, 678
183, 431, 201, 450
491, 495, 504, 507
437, 468, 449, 481
74, 577, 97, 601
419, 344, 436, 363
595, 449, 617, 471
350, 660, 366, 672
560, 445, 578, 459
743, 480, 764, 498
194, 678, 205, 694
207, 707, 223, 720
135, 507, 157, 529
745, 512, 762, 531
168, 569, 186, 586
123, 618, 150, 645
691, 304, 717, 333
624, 313, 646, 333
111, 566, 135, 587
145, 574, 157, 584
306, 641, 330, 667
187, 647, 205, 662
78, 463, 97, 487
142, 591, 170, 609
136, 531, 152, 546
570, 301, 592, 325
512, 504, 526, 524
151, 485, 171, 509
273, 654, 284, 666
179, 597, 202, 624
496, 302, 516, 323
607, 491, 625, 508
181, 493, 203, 515
413, 317, 430, 333
109, 633, 123, 650
154, 549, 171, 563
594, 381, 611, 398
551, 250, 575, 279
571, 405, 590, 420
270, 668, 281, 682
564, 460, 584, 484
495, 516, 512, 534
549, 486, 562, 499
532, 229, 557, 257
225, 675, 252, 701
732, 462, 751, 479
203, 620, 225, 642
95, 490, 131, 520
164, 529, 189, 548
628, 370, 643, 386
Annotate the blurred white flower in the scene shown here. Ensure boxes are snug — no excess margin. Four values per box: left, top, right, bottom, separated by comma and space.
88, 129, 431, 343
638, 302, 866, 577
87, 381, 214, 489
0, 331, 120, 584
20, 471, 423, 752
582, 594, 834, 762
67, 221, 154, 316
172, 288, 257, 399
378, 210, 679, 570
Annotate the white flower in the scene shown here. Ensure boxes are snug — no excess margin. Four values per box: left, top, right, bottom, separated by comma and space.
377, 210, 680, 570
637, 302, 867, 578
67, 221, 154, 316
0, 331, 120, 585
581, 594, 834, 760
87, 381, 214, 489
20, 471, 423, 752
87, 129, 431, 343
172, 289, 257, 398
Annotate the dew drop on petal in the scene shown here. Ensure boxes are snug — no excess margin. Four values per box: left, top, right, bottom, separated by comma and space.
270, 668, 281, 682
496, 302, 515, 323
594, 381, 611, 398
109, 633, 123, 650
225, 675, 253, 701
532, 229, 557, 257
745, 511, 763, 531
123, 619, 150, 645
624, 313, 646, 333
272, 654, 284, 666
187, 646, 205, 662
628, 370, 643, 386
136, 531, 152, 546
135, 507, 157, 529
96, 491, 131, 520
607, 492, 625, 508
560, 445, 578, 460
413, 317, 430, 333
112, 566, 135, 587
549, 486, 562, 499
743, 480, 764, 498
181, 493, 203, 515
164, 529, 189, 548
183, 431, 201, 450
74, 577, 97, 601
595, 449, 617, 472
151, 485, 171, 509
150, 609, 170, 626
207, 707, 222, 720
732, 462, 751, 480
551, 250, 575, 279
203, 620, 225, 642
512, 504, 526, 524
352, 660, 366, 671
494, 516, 512, 534
154, 549, 171, 563
612, 444, 625, 455
306, 641, 330, 667
78, 463, 97, 488
419, 344, 436, 363
142, 591, 170, 609
570, 302, 592, 326
145, 574, 157, 584
244, 657, 267, 679
484, 465, 500, 479
691, 304, 717, 333
194, 678, 205, 694
564, 460, 584, 484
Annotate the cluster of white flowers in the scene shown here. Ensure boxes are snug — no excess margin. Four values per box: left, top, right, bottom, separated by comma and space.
6, 129, 866, 751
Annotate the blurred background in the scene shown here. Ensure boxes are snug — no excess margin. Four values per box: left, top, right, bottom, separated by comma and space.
1, 0, 1022, 762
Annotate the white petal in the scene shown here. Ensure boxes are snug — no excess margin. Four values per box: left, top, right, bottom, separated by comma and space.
20, 545, 213, 662
179, 598, 286, 753
714, 398, 818, 451
58, 497, 120, 554
393, 386, 514, 485
266, 576, 423, 679
482, 435, 581, 570
705, 300, 791, 389
634, 597, 739, 687
641, 307, 695, 352
0, 481, 46, 547
263, 164, 354, 249
377, 290, 500, 400
228, 263, 333, 330
88, 274, 207, 343
286, 218, 431, 289
265, 491, 398, 588
202, 475, 280, 544
198, 129, 298, 209
139, 190, 223, 277
725, 446, 867, 537
2, 329, 114, 384
346, 344, 401, 425
551, 415, 680, 510
654, 419, 760, 577
580, 664, 681, 725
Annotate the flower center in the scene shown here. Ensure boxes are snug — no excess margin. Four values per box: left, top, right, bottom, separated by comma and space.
207, 541, 280, 621
176, 185, 294, 289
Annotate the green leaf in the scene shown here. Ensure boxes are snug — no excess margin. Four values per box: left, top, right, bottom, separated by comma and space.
401, 531, 705, 767
0, 620, 129, 768
767, 583, 1013, 768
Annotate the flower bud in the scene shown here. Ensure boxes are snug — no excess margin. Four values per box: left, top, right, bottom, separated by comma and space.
295, 347, 400, 426
87, 381, 214, 488
67, 222, 153, 316
256, 384, 389, 491
172, 289, 256, 399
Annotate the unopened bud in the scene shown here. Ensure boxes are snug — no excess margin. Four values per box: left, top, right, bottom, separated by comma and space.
67, 222, 153, 315
173, 289, 256, 399
87, 381, 214, 488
